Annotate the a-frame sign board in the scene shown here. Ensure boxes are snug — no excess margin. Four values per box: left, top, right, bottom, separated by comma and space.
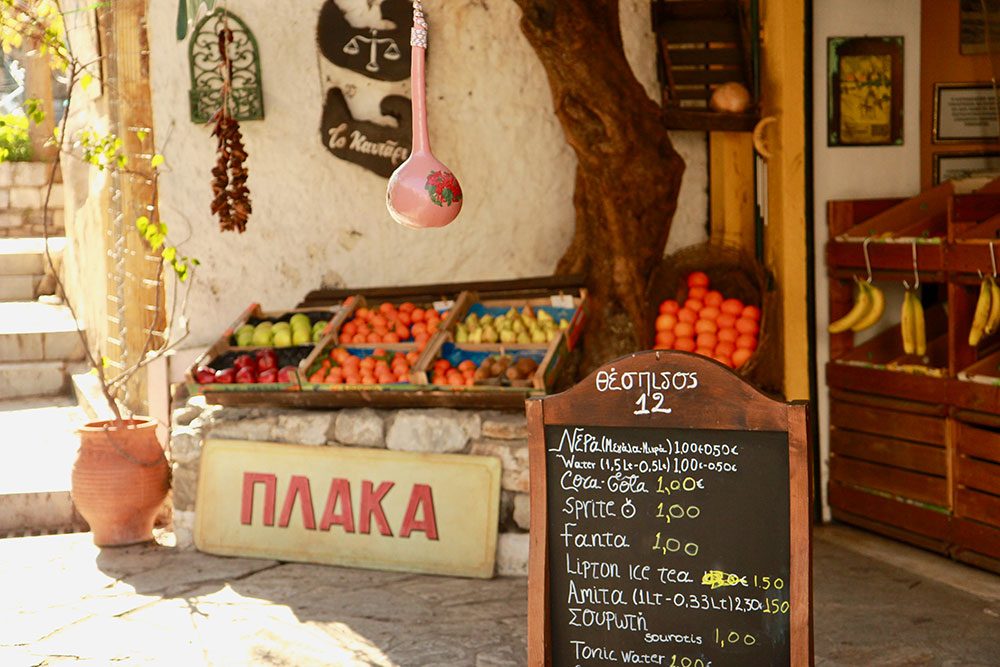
527, 350, 812, 666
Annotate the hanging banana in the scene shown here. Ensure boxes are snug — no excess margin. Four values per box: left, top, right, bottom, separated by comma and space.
901, 290, 916, 355
829, 278, 872, 334
969, 277, 993, 347
912, 290, 926, 357
851, 282, 885, 332
985, 277, 1000, 336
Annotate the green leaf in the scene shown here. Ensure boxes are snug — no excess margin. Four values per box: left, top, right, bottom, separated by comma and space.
144, 224, 158, 242
162, 246, 176, 262
80, 72, 93, 91
136, 130, 147, 141
150, 153, 164, 169
158, 222, 168, 236
190, 258, 201, 266
135, 215, 150, 233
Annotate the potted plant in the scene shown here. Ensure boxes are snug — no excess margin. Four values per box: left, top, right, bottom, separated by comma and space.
1, 2, 200, 546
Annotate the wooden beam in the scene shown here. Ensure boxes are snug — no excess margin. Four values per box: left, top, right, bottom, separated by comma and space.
709, 131, 755, 250
22, 39, 56, 162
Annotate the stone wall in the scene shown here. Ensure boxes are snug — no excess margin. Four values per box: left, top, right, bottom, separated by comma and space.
172, 399, 531, 576
0, 162, 64, 238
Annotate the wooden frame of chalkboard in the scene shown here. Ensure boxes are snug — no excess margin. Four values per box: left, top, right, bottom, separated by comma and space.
527, 350, 812, 666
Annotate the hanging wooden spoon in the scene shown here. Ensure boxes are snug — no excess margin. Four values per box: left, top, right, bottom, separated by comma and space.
386, 0, 463, 228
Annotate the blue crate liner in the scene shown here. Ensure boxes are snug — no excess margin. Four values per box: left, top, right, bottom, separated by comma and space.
436, 342, 547, 367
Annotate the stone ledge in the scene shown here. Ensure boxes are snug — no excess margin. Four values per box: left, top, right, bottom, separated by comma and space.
469, 438, 529, 493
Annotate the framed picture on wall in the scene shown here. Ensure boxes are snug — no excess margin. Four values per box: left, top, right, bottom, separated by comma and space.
960, 0, 1000, 56
828, 36, 904, 147
933, 152, 1000, 185
933, 83, 1000, 143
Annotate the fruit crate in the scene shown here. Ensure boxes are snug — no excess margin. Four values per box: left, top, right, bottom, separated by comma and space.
445, 289, 587, 351
187, 345, 311, 394
951, 415, 1000, 568
413, 339, 565, 393
224, 303, 347, 349
298, 344, 428, 392
324, 292, 472, 351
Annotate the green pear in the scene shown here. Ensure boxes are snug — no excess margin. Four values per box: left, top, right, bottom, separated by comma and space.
252, 327, 273, 347
236, 331, 254, 347
480, 314, 494, 327
545, 328, 557, 343
289, 313, 311, 330
313, 320, 328, 333
274, 329, 293, 347
292, 328, 311, 346
516, 331, 531, 344
500, 329, 517, 343
537, 308, 554, 323
465, 313, 479, 329
506, 308, 519, 320
512, 320, 526, 334
312, 329, 325, 343
469, 327, 484, 344
255, 321, 273, 332
455, 324, 469, 343
522, 305, 535, 320
236, 324, 254, 337
559, 318, 570, 330
531, 328, 547, 343
483, 325, 500, 344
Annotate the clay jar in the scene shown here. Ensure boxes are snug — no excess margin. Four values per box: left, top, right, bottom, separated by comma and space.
386, 2, 463, 228
71, 418, 170, 547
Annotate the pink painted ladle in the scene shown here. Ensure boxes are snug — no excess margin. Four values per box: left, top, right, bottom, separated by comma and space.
386, 1, 463, 228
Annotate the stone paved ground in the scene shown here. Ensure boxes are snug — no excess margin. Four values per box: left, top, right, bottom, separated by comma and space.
1, 525, 999, 666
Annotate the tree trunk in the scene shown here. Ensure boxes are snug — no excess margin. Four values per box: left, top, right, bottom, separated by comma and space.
513, 0, 685, 371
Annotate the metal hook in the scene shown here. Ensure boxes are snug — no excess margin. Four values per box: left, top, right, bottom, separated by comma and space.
904, 240, 920, 290
862, 237, 874, 284
991, 241, 998, 278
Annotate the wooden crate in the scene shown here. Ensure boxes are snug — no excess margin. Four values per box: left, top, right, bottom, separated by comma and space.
444, 289, 588, 352
222, 302, 346, 349
325, 292, 470, 350
413, 334, 566, 393
951, 418, 1000, 563
186, 344, 312, 394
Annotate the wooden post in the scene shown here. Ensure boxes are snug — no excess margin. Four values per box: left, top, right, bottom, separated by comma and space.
21, 40, 56, 162
759, 0, 808, 400
99, 1, 164, 414
709, 131, 755, 251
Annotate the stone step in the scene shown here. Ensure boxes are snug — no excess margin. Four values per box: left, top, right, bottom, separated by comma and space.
0, 237, 64, 276
0, 360, 71, 399
0, 274, 41, 301
0, 491, 85, 535
0, 301, 84, 362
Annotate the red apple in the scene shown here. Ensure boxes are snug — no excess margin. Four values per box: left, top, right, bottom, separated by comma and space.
214, 368, 235, 384
258, 368, 278, 384
195, 366, 216, 384
277, 366, 298, 383
255, 349, 278, 371
235, 366, 256, 384
233, 354, 255, 371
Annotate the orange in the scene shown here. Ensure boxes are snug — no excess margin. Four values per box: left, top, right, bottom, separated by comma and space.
694, 319, 717, 334
384, 333, 400, 343
327, 368, 344, 383
370, 315, 387, 329
716, 313, 737, 330
399, 302, 416, 313
339, 333, 353, 344
699, 306, 720, 321
412, 322, 428, 336
720, 298, 744, 316
366, 332, 382, 343
656, 313, 677, 332
713, 353, 734, 368
695, 347, 714, 358
448, 374, 465, 387
411, 308, 426, 322
677, 308, 697, 324
434, 359, 451, 373
687, 286, 708, 301
360, 357, 376, 371
742, 305, 761, 321
309, 371, 325, 383
397, 373, 411, 383
397, 311, 412, 327
659, 299, 680, 315
674, 321, 695, 338
372, 348, 388, 358
703, 290, 724, 307
715, 341, 736, 357
432, 375, 448, 386
361, 375, 378, 385
735, 318, 759, 336
341, 321, 357, 335
405, 351, 420, 364
379, 302, 395, 314
683, 299, 703, 313
378, 372, 396, 384
674, 337, 696, 352
687, 271, 710, 288
396, 324, 410, 339
696, 332, 717, 350
717, 328, 738, 343
354, 307, 371, 321
655, 331, 676, 348
736, 334, 758, 351
372, 326, 389, 337
732, 348, 753, 368
458, 360, 477, 373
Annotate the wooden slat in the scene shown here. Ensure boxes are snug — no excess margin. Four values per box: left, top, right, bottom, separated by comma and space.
831, 429, 946, 475
830, 457, 948, 506
955, 419, 1000, 464
826, 363, 950, 405
671, 68, 745, 86
660, 20, 741, 44
947, 240, 1000, 274
828, 388, 947, 417
840, 181, 953, 238
670, 87, 712, 101
948, 380, 1000, 415
667, 47, 743, 66
953, 518, 1000, 561
828, 199, 906, 236
654, 0, 737, 22
951, 193, 1000, 223
826, 240, 946, 272
830, 399, 947, 445
298, 275, 585, 307
661, 107, 758, 132
955, 488, 1000, 528
829, 483, 951, 541
957, 456, 1000, 496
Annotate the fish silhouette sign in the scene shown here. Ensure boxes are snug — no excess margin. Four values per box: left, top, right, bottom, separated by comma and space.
321, 87, 412, 178
317, 0, 411, 81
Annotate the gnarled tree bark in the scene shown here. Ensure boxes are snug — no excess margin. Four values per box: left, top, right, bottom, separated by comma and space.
513, 0, 685, 371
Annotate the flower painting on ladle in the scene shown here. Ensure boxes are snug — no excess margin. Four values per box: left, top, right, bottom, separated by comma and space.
386, 1, 463, 228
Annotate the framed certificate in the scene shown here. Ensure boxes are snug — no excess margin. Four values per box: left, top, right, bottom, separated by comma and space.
933, 151, 1000, 185
828, 36, 904, 146
933, 83, 1000, 143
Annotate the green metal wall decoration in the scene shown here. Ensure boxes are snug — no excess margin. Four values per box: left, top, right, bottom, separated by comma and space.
188, 10, 264, 123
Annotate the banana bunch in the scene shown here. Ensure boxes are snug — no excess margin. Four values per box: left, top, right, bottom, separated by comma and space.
901, 289, 926, 356
968, 277, 1000, 347
829, 278, 885, 334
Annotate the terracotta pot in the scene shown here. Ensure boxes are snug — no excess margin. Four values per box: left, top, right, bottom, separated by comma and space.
71, 417, 170, 547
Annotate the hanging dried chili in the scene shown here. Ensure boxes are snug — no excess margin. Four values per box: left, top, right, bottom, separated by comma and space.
211, 25, 252, 233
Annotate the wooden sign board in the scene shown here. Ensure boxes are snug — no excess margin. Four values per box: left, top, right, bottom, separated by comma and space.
527, 351, 812, 666
316, 0, 411, 82
194, 440, 501, 578
320, 87, 412, 179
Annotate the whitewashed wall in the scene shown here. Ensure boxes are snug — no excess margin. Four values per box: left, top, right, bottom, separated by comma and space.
146, 0, 707, 353
812, 0, 922, 519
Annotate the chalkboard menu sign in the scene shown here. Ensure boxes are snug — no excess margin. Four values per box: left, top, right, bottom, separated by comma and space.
527, 351, 811, 666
